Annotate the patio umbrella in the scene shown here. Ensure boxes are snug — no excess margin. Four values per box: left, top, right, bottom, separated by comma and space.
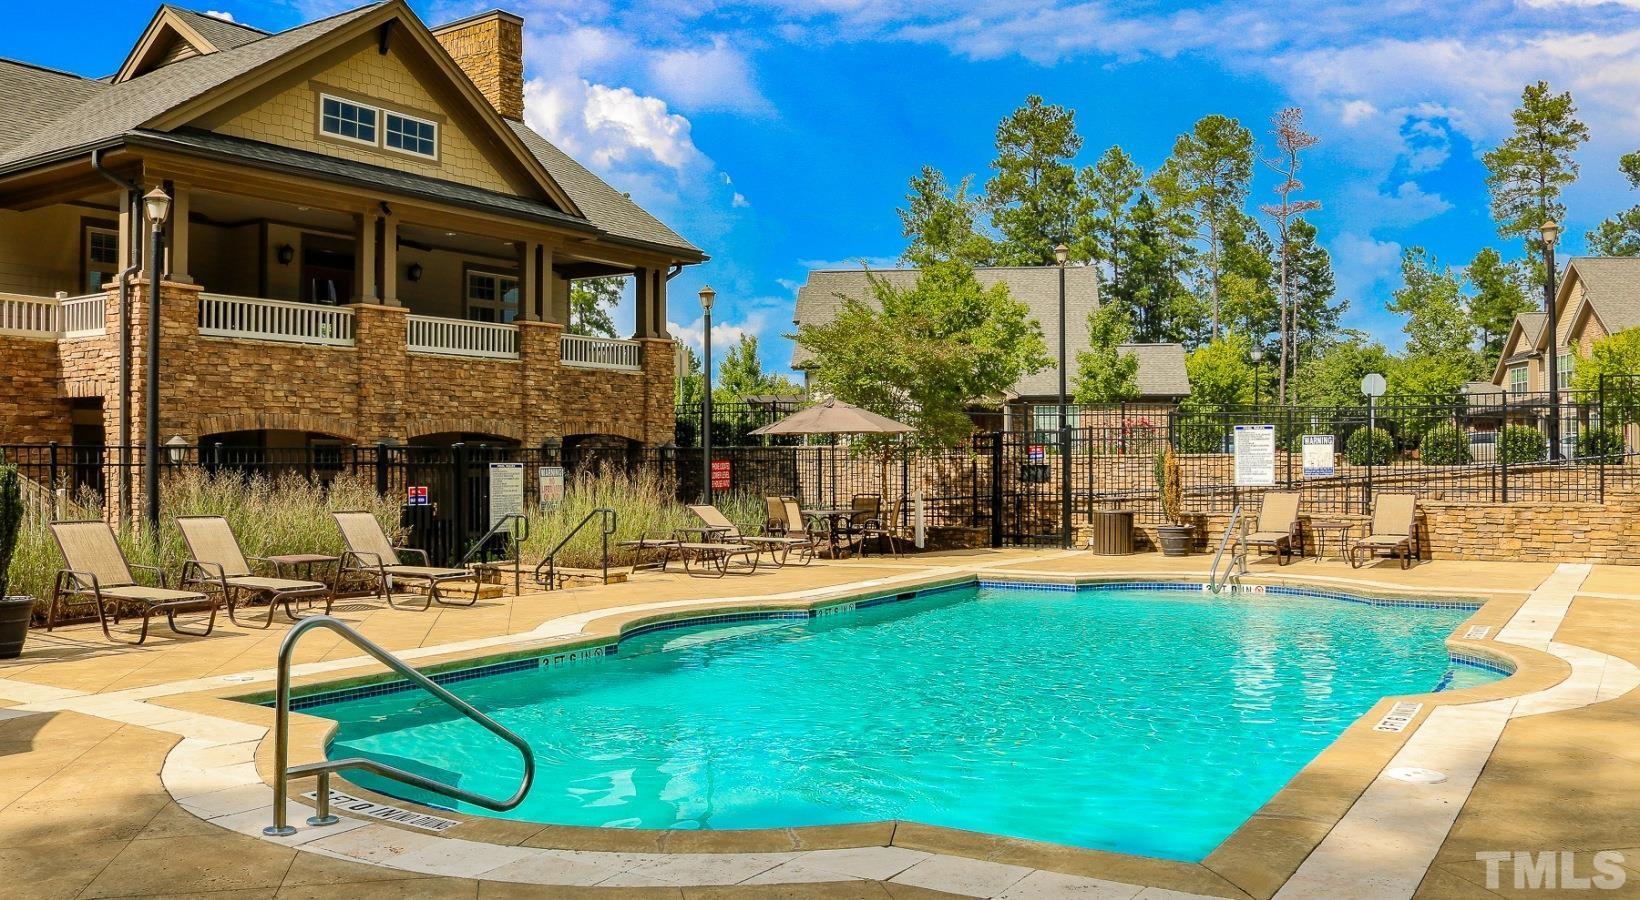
748, 398, 913, 436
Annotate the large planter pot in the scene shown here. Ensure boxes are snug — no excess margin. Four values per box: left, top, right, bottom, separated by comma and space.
0, 596, 32, 659
1156, 524, 1194, 558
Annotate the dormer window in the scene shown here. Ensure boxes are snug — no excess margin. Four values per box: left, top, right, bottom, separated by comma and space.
384, 112, 438, 159
321, 95, 377, 145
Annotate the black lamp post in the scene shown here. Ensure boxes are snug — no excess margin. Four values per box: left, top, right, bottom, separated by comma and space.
699, 284, 716, 504
1541, 219, 1562, 461
142, 186, 171, 533
1251, 346, 1264, 410
1055, 242, 1071, 549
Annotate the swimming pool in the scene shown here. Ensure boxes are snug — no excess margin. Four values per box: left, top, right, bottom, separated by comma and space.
306, 582, 1499, 861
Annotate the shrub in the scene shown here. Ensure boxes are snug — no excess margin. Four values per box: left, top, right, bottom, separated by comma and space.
1154, 447, 1185, 525
1497, 425, 1547, 464
1419, 423, 1471, 466
1575, 426, 1625, 464
1345, 426, 1394, 466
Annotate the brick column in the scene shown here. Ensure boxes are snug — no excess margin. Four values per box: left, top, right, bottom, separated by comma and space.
351, 303, 409, 442
519, 320, 562, 445
638, 337, 676, 446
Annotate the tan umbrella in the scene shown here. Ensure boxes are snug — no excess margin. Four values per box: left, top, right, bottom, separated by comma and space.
749, 398, 913, 436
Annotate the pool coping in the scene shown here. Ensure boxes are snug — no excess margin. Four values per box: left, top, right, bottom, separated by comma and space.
132, 566, 1624, 899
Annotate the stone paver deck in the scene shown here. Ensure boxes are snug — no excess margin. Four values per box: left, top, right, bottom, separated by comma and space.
0, 549, 1634, 898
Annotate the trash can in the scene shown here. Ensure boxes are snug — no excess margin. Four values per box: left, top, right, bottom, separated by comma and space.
1088, 509, 1135, 555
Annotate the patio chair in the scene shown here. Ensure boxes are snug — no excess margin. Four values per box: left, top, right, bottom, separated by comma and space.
686, 504, 816, 567
333, 511, 479, 610
177, 516, 331, 628
47, 520, 218, 645
858, 496, 906, 558
1350, 493, 1421, 569
780, 498, 826, 547
1242, 492, 1302, 565
832, 494, 880, 558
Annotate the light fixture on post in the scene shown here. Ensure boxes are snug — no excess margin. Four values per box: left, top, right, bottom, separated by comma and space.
1541, 219, 1562, 461
699, 284, 717, 505
1250, 346, 1264, 409
142, 186, 171, 533
1054, 242, 1071, 550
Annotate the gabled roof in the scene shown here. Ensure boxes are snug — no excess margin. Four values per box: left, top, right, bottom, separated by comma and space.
1560, 257, 1640, 335
168, 8, 267, 51
1515, 311, 1548, 350
0, 60, 106, 157
1115, 343, 1191, 398
1491, 311, 1546, 384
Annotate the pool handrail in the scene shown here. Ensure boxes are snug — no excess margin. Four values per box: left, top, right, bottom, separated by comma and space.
263, 615, 535, 836
1208, 504, 1248, 594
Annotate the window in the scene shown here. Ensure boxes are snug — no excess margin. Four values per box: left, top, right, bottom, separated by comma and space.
1509, 366, 1528, 395
384, 112, 437, 158
1558, 349, 1575, 386
465, 271, 519, 323
83, 224, 118, 293
320, 95, 377, 144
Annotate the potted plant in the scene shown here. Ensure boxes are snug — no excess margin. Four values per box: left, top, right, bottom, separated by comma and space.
0, 465, 30, 659
1153, 447, 1193, 556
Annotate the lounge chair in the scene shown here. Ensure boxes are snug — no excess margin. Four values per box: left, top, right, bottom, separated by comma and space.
48, 520, 218, 644
1350, 493, 1421, 569
333, 511, 479, 609
177, 516, 331, 628
670, 538, 761, 577
1242, 492, 1302, 565
686, 504, 816, 567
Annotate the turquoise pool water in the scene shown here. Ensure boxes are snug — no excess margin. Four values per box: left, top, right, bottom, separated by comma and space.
313, 584, 1497, 861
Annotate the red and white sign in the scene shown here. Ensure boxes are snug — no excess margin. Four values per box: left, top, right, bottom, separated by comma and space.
710, 458, 732, 491
406, 485, 429, 506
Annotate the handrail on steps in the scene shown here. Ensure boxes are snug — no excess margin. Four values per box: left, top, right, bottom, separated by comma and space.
460, 513, 530, 595
1208, 504, 1248, 594
265, 615, 534, 837
532, 507, 616, 590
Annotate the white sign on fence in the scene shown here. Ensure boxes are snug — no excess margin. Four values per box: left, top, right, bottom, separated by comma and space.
537, 466, 564, 507
1302, 434, 1336, 478
1234, 424, 1277, 487
488, 462, 525, 528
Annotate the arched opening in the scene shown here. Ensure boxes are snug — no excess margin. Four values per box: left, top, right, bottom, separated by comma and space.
198, 429, 352, 481
564, 433, 640, 479
407, 431, 521, 449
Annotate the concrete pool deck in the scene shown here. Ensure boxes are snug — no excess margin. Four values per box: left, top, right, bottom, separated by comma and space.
1, 549, 1636, 898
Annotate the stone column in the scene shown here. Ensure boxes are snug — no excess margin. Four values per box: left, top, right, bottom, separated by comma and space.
638, 337, 677, 445
125, 278, 204, 520
350, 303, 409, 441
518, 320, 560, 444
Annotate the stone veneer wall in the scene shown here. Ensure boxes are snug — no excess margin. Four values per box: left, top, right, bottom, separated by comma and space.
0, 280, 675, 450
432, 12, 525, 121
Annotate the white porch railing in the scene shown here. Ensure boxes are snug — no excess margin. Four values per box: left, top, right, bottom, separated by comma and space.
406, 315, 519, 359
59, 293, 106, 338
198, 294, 355, 346
0, 292, 106, 339
561, 333, 642, 370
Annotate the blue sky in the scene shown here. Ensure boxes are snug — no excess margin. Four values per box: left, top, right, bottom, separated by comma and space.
13, 1, 1640, 373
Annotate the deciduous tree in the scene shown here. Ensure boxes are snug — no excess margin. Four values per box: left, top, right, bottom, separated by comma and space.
715, 334, 801, 402
1466, 247, 1534, 358
1072, 302, 1139, 404
568, 277, 622, 338
1259, 107, 1323, 403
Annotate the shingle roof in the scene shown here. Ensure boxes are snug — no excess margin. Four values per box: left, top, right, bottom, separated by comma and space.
0, 4, 383, 167
0, 60, 107, 157
167, 7, 268, 50
790, 265, 1190, 400
1566, 257, 1640, 334
506, 120, 699, 256
1514, 311, 1548, 349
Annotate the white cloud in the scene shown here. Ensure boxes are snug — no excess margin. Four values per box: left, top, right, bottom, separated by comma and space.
203, 10, 236, 22
732, 193, 751, 208
669, 310, 770, 353
649, 38, 770, 113
796, 255, 903, 271
525, 76, 707, 174
1331, 232, 1404, 312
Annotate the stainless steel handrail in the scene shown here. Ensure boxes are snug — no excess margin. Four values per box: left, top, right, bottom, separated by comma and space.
1207, 504, 1247, 594
533, 507, 616, 590
460, 513, 530, 595
264, 615, 535, 836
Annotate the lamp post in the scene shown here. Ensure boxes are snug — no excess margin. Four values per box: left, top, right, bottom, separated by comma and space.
1055, 242, 1071, 549
699, 284, 716, 504
1250, 347, 1264, 410
142, 187, 171, 533
1541, 219, 1562, 461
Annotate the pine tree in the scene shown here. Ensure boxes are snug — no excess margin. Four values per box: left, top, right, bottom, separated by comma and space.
986, 95, 1084, 266
1259, 107, 1323, 403
899, 166, 995, 267
1466, 247, 1534, 357
1285, 220, 1342, 373
1075, 146, 1142, 291
1113, 193, 1197, 344
1152, 114, 1255, 339
1482, 81, 1589, 283
1587, 152, 1640, 257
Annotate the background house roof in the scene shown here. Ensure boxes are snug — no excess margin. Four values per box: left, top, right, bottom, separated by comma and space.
1564, 257, 1640, 334
166, 7, 268, 50
791, 265, 1190, 399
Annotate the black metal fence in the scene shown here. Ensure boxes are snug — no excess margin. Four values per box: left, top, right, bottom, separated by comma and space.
673, 400, 804, 447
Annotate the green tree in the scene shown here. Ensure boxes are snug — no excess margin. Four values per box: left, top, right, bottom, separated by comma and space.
1180, 333, 1256, 410
1218, 212, 1277, 347
1114, 192, 1198, 343
568, 276, 622, 338
1572, 328, 1640, 424
986, 96, 1084, 266
1466, 247, 1534, 358
1387, 248, 1477, 367
714, 334, 801, 402
1075, 146, 1143, 290
1072, 302, 1139, 403
899, 166, 996, 267
1259, 107, 1323, 403
1153, 114, 1255, 339
1482, 81, 1589, 282
1587, 152, 1640, 257
794, 260, 1049, 446
1294, 336, 1394, 407
1286, 220, 1342, 372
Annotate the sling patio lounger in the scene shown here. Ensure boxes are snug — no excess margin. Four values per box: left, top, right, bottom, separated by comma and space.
686, 504, 816, 567
1243, 492, 1302, 565
333, 511, 480, 609
1350, 493, 1421, 569
48, 520, 218, 644
177, 516, 331, 628
671, 538, 761, 577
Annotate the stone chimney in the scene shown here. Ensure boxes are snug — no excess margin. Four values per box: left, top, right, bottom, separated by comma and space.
432, 10, 525, 121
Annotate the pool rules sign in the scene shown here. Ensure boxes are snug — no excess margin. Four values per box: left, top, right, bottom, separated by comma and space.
1233, 424, 1276, 487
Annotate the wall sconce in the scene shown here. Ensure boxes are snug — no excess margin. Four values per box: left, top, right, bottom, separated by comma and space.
407, 262, 423, 282
276, 244, 295, 265
164, 434, 190, 465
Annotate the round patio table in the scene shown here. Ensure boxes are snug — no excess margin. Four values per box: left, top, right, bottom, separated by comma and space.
1308, 521, 1355, 563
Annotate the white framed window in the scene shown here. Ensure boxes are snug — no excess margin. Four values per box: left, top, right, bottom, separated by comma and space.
1558, 348, 1575, 386
84, 225, 118, 293
320, 95, 377, 145
384, 111, 437, 158
465, 271, 519, 323
1508, 365, 1528, 395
